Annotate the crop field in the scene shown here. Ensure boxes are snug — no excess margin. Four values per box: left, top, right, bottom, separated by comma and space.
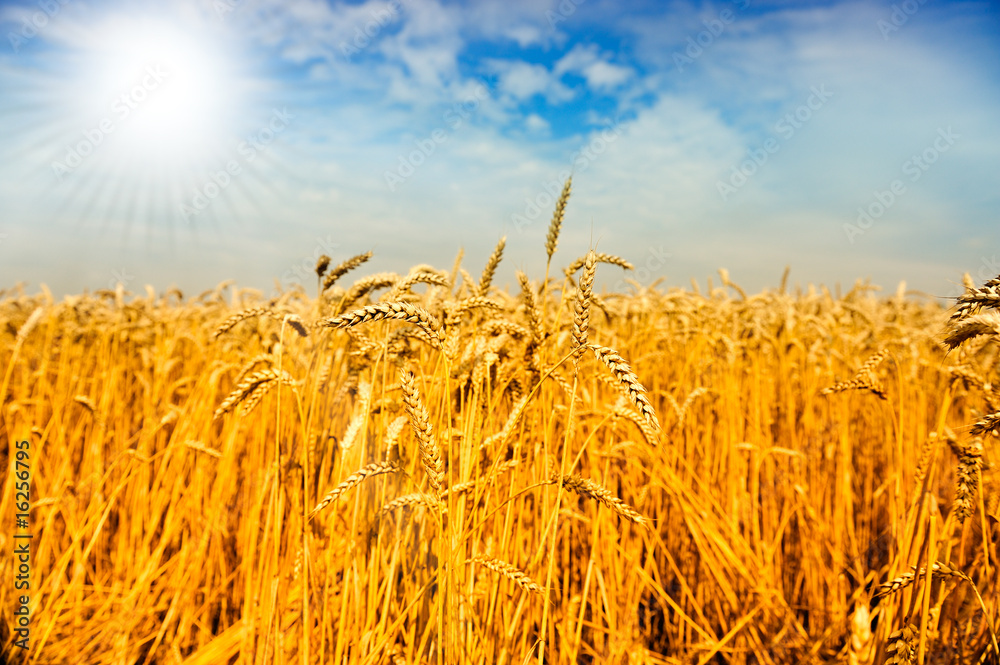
2, 186, 1000, 665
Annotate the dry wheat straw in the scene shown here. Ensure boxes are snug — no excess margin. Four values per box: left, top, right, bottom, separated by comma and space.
308, 461, 399, 519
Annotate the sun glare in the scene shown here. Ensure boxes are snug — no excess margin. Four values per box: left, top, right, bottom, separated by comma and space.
45, 13, 250, 230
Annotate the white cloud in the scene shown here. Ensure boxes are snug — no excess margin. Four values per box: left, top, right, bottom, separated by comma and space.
487, 59, 574, 103
525, 113, 550, 133
555, 43, 633, 90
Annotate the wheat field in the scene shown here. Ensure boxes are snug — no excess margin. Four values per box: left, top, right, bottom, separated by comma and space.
2, 185, 1000, 665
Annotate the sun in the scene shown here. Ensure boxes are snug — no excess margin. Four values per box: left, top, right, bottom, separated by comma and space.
39, 12, 255, 233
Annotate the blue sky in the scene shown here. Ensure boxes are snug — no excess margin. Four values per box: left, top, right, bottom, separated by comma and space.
1, 0, 998, 299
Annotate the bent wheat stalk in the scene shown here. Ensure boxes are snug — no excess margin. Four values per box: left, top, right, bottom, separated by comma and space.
308, 461, 399, 519
551, 474, 647, 525
316, 302, 443, 347
468, 556, 545, 595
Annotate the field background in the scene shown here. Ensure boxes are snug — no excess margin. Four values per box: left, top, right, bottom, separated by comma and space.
1, 242, 998, 665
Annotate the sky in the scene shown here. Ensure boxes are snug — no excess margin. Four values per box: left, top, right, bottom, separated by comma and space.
0, 0, 998, 300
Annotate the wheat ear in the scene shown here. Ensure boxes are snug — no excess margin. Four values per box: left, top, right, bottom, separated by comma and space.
517, 271, 544, 345
214, 307, 308, 338
943, 310, 1000, 350
588, 344, 660, 430
564, 252, 633, 277
316, 302, 443, 347
399, 369, 445, 495
322, 251, 373, 291
545, 177, 571, 263
468, 556, 545, 595
214, 368, 295, 420
479, 236, 506, 295
308, 461, 399, 519
552, 474, 646, 525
